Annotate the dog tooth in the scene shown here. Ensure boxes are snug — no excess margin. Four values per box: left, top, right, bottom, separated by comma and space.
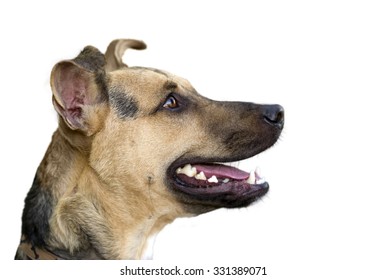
195, 171, 207, 180
176, 164, 197, 177
208, 175, 218, 183
254, 167, 262, 181
189, 167, 197, 177
246, 171, 256, 184
223, 178, 230, 183
256, 177, 266, 184
184, 165, 197, 177
176, 166, 184, 174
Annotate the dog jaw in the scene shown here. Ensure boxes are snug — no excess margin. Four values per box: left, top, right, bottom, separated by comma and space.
167, 159, 270, 210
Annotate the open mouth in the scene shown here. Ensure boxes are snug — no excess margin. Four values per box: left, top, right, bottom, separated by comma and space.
168, 159, 269, 208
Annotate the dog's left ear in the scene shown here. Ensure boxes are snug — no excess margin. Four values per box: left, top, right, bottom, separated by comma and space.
50, 46, 107, 134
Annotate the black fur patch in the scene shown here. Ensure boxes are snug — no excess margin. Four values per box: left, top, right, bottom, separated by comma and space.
73, 46, 106, 72
21, 176, 53, 248
109, 88, 139, 119
73, 46, 109, 103
94, 71, 109, 103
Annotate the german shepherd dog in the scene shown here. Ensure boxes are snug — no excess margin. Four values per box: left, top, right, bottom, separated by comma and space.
15, 39, 284, 259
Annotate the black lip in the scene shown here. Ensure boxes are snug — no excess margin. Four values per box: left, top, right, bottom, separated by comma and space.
166, 157, 270, 208
174, 174, 269, 207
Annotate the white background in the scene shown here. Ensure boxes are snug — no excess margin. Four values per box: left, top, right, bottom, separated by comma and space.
1, 0, 386, 279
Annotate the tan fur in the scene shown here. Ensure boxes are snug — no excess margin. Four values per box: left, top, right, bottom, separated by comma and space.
45, 68, 201, 259
16, 39, 284, 260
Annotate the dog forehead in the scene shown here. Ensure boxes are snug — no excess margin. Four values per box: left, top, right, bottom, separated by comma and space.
107, 67, 194, 118
109, 67, 193, 96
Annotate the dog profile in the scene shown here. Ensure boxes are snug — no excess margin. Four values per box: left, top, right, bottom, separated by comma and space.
15, 39, 284, 260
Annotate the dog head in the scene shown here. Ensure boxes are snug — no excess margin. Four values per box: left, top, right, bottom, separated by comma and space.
50, 39, 284, 218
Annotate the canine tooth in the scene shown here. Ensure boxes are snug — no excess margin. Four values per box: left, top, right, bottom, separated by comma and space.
208, 175, 218, 183
223, 178, 230, 183
257, 177, 266, 184
246, 171, 256, 184
195, 171, 207, 180
256, 177, 266, 184
176, 164, 197, 177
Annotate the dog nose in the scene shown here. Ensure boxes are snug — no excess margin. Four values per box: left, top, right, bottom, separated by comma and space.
262, 104, 284, 128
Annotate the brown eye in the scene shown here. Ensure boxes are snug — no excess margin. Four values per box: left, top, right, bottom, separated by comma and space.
163, 95, 179, 110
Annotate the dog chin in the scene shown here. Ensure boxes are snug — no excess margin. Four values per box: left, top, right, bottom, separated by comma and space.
166, 158, 269, 209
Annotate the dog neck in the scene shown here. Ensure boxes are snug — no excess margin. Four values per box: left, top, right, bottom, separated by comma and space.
25, 128, 177, 259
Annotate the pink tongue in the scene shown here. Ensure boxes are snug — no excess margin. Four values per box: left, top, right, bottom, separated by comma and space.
194, 164, 249, 180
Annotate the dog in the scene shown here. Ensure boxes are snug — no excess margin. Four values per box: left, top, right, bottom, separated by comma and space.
15, 39, 284, 260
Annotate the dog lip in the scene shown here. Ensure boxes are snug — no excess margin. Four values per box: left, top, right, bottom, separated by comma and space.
167, 158, 269, 207
171, 173, 269, 206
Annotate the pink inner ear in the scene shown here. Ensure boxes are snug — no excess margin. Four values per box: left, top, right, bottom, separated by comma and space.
54, 64, 89, 128
62, 80, 85, 118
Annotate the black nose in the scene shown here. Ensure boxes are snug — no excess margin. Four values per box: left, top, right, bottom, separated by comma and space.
262, 104, 284, 128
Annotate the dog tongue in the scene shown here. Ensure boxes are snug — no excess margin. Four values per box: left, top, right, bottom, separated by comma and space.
194, 164, 249, 180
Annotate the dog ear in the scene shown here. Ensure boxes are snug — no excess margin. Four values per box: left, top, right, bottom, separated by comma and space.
50, 46, 108, 133
104, 39, 146, 71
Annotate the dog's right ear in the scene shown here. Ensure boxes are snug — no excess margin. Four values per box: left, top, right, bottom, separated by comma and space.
104, 39, 146, 71
50, 46, 107, 134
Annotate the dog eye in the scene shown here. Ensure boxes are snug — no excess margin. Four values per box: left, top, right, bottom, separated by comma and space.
163, 95, 179, 110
